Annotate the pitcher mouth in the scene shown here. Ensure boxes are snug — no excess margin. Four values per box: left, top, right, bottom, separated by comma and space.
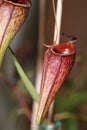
4, 0, 31, 7
51, 42, 76, 56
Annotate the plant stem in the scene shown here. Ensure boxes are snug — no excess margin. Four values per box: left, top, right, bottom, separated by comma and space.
53, 0, 63, 44
48, 0, 64, 125
54, 112, 87, 122
30, 0, 46, 129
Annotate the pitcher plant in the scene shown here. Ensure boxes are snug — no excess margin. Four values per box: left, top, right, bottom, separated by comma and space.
0, 0, 31, 67
36, 39, 77, 125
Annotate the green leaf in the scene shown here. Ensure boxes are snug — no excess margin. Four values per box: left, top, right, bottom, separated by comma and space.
9, 47, 39, 103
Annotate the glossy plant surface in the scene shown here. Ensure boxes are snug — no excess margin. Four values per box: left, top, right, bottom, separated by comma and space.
0, 0, 31, 66
36, 41, 76, 125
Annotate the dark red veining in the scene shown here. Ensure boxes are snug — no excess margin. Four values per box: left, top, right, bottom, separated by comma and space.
0, 4, 15, 48
36, 42, 76, 125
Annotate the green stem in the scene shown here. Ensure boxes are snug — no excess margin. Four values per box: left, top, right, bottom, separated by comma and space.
9, 47, 40, 103
54, 112, 87, 122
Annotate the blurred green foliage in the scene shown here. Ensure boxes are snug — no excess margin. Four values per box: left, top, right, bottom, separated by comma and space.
54, 78, 87, 130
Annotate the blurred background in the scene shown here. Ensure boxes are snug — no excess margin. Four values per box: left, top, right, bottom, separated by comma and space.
0, 0, 87, 130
